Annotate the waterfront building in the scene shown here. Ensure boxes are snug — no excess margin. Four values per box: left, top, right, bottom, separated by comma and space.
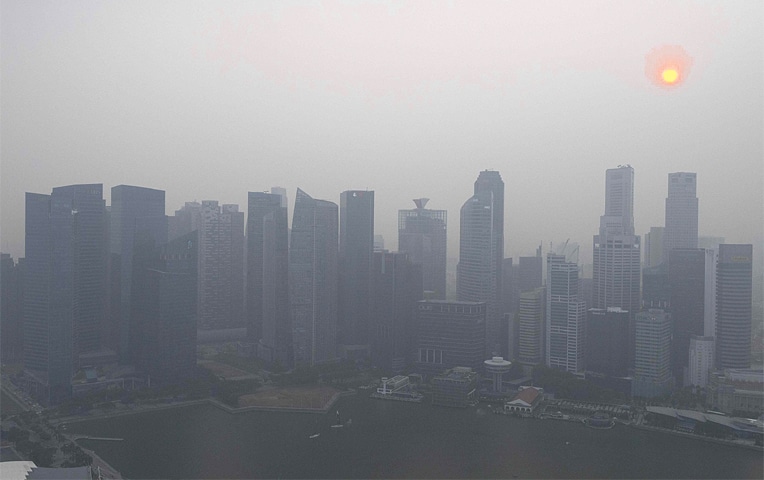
585, 307, 629, 378
338, 190, 375, 359
662, 172, 698, 263
504, 386, 543, 415
688, 335, 715, 388
414, 300, 485, 378
644, 226, 664, 268
110, 185, 166, 363
707, 368, 764, 416
430, 367, 479, 408
484, 356, 512, 394
668, 248, 705, 386
545, 253, 586, 374
398, 198, 447, 299
632, 309, 673, 398
290, 189, 338, 366
1, 253, 24, 363
517, 287, 545, 367
592, 166, 640, 370
457, 170, 504, 357
131, 231, 198, 384
171, 201, 244, 330
247, 191, 290, 366
370, 251, 423, 373
24, 185, 106, 404
715, 244, 753, 369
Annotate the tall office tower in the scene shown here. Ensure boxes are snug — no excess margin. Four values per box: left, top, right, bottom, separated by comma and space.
168, 201, 201, 242
501, 258, 515, 315
715, 244, 753, 369
290, 189, 339, 366
517, 250, 543, 294
668, 248, 705, 386
24, 185, 106, 404
1, 254, 24, 362
592, 166, 641, 369
517, 287, 545, 367
662, 172, 698, 263
688, 335, 715, 388
131, 231, 197, 385
458, 170, 504, 357
414, 300, 486, 378
338, 190, 374, 359
247, 191, 290, 366
632, 309, 673, 398
546, 254, 586, 373
704, 247, 718, 338
398, 198, 447, 299
110, 185, 165, 363
370, 251, 423, 373
644, 226, 665, 268
586, 308, 630, 378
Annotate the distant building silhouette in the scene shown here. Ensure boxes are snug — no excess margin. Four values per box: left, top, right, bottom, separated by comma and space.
1, 253, 24, 363
662, 172, 698, 263
371, 251, 423, 373
131, 230, 198, 384
398, 198, 447, 300
668, 248, 705, 386
586, 307, 629, 378
338, 190, 374, 360
644, 226, 664, 268
458, 170, 504, 357
715, 244, 753, 369
414, 300, 486, 378
517, 250, 543, 294
290, 189, 338, 366
24, 185, 106, 404
546, 253, 585, 374
110, 185, 165, 363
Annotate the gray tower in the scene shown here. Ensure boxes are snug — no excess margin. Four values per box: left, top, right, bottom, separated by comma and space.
398, 198, 447, 299
715, 244, 753, 369
663, 172, 698, 263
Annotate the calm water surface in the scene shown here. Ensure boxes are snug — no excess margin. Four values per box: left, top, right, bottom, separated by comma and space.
71, 394, 763, 479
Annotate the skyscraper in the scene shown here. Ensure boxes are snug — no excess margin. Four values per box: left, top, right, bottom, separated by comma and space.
715, 244, 753, 369
633, 309, 673, 398
338, 190, 374, 358
517, 287, 545, 367
546, 253, 586, 374
458, 170, 504, 357
172, 201, 244, 330
290, 189, 338, 366
24, 185, 106, 404
398, 198, 447, 299
110, 185, 165, 363
644, 226, 665, 268
668, 248, 705, 386
586, 307, 630, 378
592, 166, 640, 368
1, 253, 24, 363
247, 191, 290, 366
662, 172, 698, 263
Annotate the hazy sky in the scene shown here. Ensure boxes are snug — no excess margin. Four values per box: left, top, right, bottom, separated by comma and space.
2, 0, 762, 265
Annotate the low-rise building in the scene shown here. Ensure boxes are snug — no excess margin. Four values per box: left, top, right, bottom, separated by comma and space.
504, 386, 543, 415
431, 367, 479, 408
707, 368, 764, 416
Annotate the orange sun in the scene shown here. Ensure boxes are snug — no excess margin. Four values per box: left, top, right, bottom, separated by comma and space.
646, 45, 693, 89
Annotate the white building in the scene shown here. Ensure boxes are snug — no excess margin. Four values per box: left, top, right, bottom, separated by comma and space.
688, 335, 715, 388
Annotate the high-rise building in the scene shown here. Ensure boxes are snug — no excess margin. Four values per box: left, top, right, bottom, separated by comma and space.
632, 309, 673, 398
398, 198, 447, 299
110, 185, 165, 363
338, 190, 374, 359
131, 230, 197, 384
24, 185, 106, 404
642, 263, 669, 310
688, 335, 715, 388
517, 250, 543, 294
704, 247, 718, 338
414, 300, 486, 378
546, 254, 586, 373
457, 170, 504, 357
171, 201, 244, 330
290, 189, 338, 366
370, 251, 423, 373
517, 287, 545, 367
644, 226, 664, 268
668, 248, 705, 386
715, 244, 753, 369
592, 166, 641, 369
246, 192, 288, 354
662, 172, 698, 263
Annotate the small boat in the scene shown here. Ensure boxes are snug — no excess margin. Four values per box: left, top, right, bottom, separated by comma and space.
309, 433, 320, 439
331, 410, 344, 428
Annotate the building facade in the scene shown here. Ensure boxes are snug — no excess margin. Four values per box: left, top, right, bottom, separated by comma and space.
688, 335, 715, 388
398, 198, 447, 299
290, 189, 338, 366
632, 309, 673, 398
457, 170, 504, 357
586, 307, 630, 378
517, 287, 545, 366
662, 172, 698, 263
546, 254, 586, 374
668, 248, 706, 386
715, 244, 753, 369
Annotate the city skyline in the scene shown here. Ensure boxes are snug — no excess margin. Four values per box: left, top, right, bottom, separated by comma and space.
2, 1, 762, 265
